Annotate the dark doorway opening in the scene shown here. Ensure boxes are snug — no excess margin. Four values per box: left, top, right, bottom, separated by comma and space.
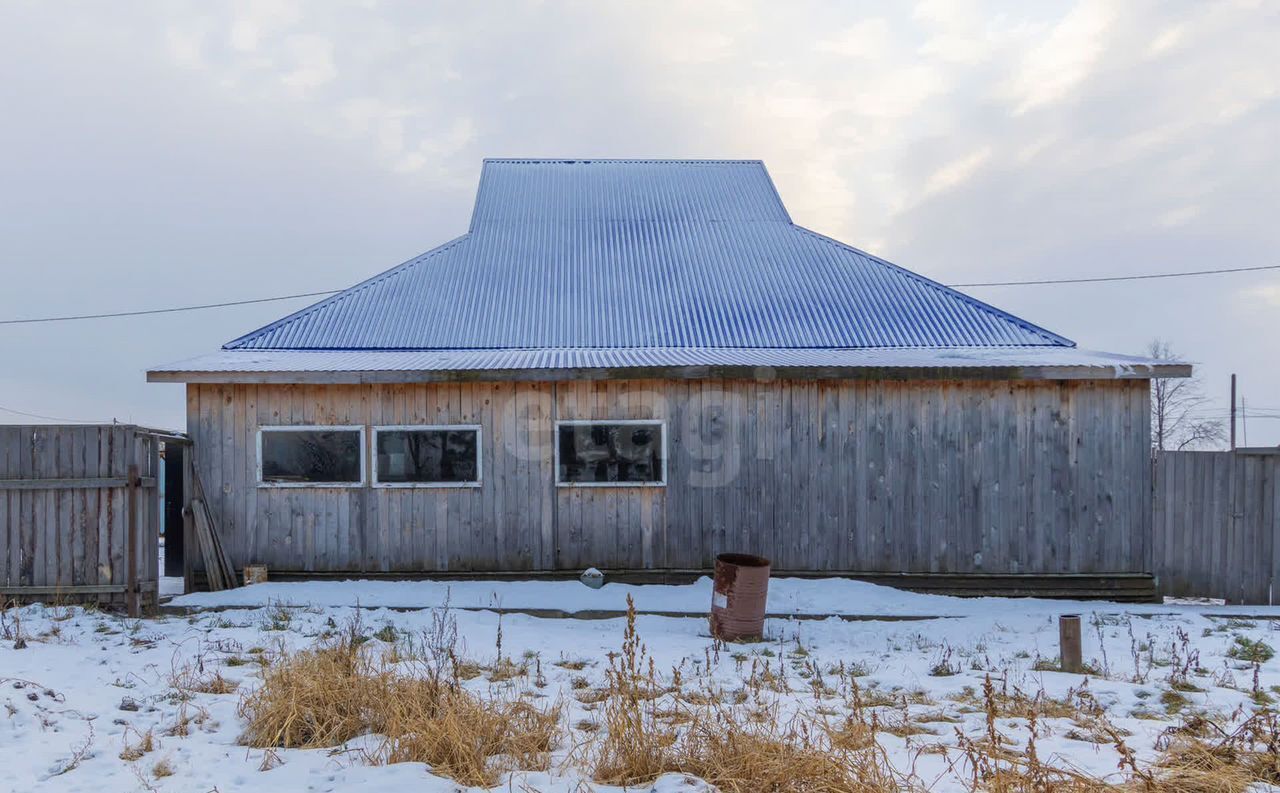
163, 443, 185, 577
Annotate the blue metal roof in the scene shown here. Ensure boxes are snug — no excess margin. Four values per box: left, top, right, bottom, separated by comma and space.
225, 159, 1072, 352
469, 159, 792, 225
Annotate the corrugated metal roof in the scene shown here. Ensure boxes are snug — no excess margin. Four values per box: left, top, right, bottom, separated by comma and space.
469, 159, 792, 225
223, 158, 1073, 354
151, 347, 1181, 379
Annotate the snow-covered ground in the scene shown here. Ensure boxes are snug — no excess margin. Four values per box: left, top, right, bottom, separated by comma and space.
6, 578, 1280, 791
168, 575, 1275, 618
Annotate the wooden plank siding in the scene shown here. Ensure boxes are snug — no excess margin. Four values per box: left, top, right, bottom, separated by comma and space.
185, 378, 1152, 577
0, 424, 161, 608
1153, 450, 1280, 604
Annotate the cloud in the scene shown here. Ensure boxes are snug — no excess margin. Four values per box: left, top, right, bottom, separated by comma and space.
1145, 23, 1185, 57
1003, 0, 1116, 114
228, 0, 302, 53
1157, 205, 1200, 228
920, 146, 992, 198
0, 0, 1276, 440
815, 19, 893, 60
279, 34, 335, 91
1242, 282, 1280, 308
166, 23, 209, 69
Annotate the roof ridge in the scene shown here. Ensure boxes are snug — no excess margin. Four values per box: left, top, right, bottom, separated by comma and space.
790, 225, 1075, 348
481, 158, 766, 165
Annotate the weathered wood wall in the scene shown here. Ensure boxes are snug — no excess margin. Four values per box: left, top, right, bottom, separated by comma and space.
1154, 449, 1280, 604
0, 424, 160, 608
186, 377, 1151, 577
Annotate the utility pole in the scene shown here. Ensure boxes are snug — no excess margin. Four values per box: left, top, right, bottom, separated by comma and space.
1243, 397, 1249, 447
1230, 374, 1237, 450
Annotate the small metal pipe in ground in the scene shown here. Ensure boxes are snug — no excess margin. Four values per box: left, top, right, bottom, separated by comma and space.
1059, 614, 1083, 673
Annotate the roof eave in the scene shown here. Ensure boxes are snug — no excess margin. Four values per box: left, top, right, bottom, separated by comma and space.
147, 362, 1191, 385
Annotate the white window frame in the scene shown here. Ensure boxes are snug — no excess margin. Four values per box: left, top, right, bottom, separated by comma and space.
554, 419, 667, 488
372, 424, 483, 489
256, 425, 366, 488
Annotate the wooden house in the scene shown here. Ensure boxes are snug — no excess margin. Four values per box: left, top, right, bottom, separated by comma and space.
149, 159, 1187, 596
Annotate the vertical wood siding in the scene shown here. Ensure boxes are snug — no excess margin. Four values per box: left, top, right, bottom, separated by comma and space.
187, 378, 1152, 575
1154, 450, 1280, 604
0, 425, 160, 606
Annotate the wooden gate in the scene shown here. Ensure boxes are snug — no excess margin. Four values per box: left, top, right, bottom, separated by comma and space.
0, 424, 173, 614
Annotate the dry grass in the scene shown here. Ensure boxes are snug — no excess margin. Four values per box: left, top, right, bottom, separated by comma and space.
375, 691, 559, 786
151, 757, 174, 778
0, 598, 25, 647
943, 673, 1280, 793
555, 658, 589, 671
170, 654, 241, 698
237, 615, 561, 787
119, 727, 156, 761
1144, 710, 1280, 793
227, 603, 1280, 792
950, 676, 1098, 722
190, 670, 238, 694
237, 638, 371, 747
486, 656, 528, 683
591, 695, 900, 791
584, 596, 903, 791
677, 713, 898, 793
165, 702, 210, 737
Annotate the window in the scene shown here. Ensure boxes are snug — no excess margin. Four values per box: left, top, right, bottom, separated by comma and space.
258, 426, 364, 486
556, 420, 666, 486
374, 426, 481, 487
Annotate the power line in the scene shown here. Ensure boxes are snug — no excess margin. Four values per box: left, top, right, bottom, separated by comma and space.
0, 262, 1277, 326
0, 403, 109, 424
1186, 414, 1280, 423
949, 263, 1280, 287
0, 290, 341, 326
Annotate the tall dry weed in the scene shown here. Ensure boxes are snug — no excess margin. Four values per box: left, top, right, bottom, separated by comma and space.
587, 596, 903, 791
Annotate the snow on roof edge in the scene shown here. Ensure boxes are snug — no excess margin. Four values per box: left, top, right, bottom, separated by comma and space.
148, 346, 1188, 380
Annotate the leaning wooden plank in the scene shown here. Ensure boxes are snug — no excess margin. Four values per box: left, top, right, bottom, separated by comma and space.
210, 505, 238, 588
190, 499, 226, 591
202, 499, 232, 591
189, 457, 238, 590
188, 451, 212, 575
203, 496, 237, 590
199, 493, 237, 589
189, 498, 216, 589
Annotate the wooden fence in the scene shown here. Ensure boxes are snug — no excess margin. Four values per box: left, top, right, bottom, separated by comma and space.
1153, 448, 1280, 604
0, 425, 168, 614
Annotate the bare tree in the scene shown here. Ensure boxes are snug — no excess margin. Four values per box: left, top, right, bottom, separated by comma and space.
1147, 339, 1227, 451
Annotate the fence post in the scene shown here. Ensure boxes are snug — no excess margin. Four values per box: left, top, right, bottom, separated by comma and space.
1059, 614, 1083, 673
126, 464, 140, 618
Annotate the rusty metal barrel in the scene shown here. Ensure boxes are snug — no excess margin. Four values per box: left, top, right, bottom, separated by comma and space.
709, 553, 771, 641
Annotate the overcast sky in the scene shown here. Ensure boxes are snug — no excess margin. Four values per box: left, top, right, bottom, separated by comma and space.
1, 1, 1277, 443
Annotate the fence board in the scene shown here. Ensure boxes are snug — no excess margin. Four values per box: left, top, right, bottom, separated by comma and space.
1153, 450, 1280, 604
0, 425, 162, 608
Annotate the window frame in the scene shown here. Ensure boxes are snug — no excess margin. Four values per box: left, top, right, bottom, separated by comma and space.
553, 419, 667, 488
256, 425, 366, 488
371, 424, 484, 489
